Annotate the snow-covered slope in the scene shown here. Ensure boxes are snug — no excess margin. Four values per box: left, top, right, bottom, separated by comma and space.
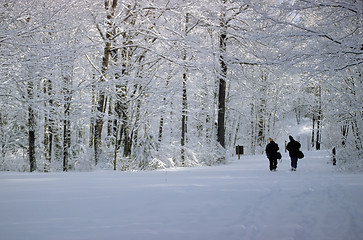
1, 150, 362, 240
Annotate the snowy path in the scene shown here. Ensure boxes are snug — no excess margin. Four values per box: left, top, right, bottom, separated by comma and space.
1, 151, 363, 240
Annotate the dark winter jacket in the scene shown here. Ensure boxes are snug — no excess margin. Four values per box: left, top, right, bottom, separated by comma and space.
286, 136, 301, 157
266, 141, 279, 160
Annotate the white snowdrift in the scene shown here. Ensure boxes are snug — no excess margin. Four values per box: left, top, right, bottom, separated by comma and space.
1, 150, 362, 240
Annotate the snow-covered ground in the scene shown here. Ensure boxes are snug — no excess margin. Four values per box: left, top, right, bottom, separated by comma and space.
1, 150, 363, 240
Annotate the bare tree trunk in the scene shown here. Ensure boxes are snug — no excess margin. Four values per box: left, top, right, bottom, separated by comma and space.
257, 110, 264, 147
158, 115, 164, 143
233, 117, 240, 148
113, 123, 120, 170
0, 112, 4, 159
115, 83, 130, 159
181, 71, 188, 166
315, 85, 322, 150
114, 86, 123, 155
28, 80, 36, 172
316, 114, 321, 150
89, 79, 96, 149
29, 127, 36, 172
351, 117, 363, 150
117, 60, 130, 159
250, 103, 256, 155
107, 97, 114, 142
217, 1, 227, 148
295, 107, 301, 125
63, 118, 70, 171
94, 93, 107, 165
122, 115, 131, 158
131, 84, 143, 149
43, 79, 54, 168
311, 116, 315, 148
257, 96, 266, 148
341, 121, 349, 146
63, 76, 72, 171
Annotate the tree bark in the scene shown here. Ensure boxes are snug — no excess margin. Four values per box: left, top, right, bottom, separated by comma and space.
89, 77, 96, 149
180, 12, 190, 166
311, 116, 315, 148
63, 76, 72, 172
315, 85, 322, 150
28, 80, 36, 172
341, 121, 349, 146
351, 117, 363, 151
217, 10, 227, 148
181, 71, 188, 166
43, 79, 54, 167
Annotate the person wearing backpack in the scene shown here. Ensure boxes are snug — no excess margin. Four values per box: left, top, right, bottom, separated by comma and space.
286, 136, 302, 171
265, 138, 280, 171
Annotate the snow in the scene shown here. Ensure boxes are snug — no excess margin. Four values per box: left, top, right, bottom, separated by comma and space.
1, 151, 363, 240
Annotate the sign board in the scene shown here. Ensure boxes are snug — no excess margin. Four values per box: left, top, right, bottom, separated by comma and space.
236, 145, 244, 159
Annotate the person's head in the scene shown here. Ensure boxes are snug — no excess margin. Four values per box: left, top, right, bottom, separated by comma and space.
269, 137, 274, 142
289, 135, 294, 141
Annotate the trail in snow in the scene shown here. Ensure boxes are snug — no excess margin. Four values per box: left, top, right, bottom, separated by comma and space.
0, 150, 363, 240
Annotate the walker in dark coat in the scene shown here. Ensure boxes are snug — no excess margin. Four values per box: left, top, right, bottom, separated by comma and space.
266, 138, 279, 171
286, 136, 301, 171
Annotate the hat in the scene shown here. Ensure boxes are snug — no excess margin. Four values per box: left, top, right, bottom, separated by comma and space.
289, 136, 294, 141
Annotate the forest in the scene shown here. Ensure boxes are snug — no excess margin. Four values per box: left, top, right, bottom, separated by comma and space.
0, 0, 362, 172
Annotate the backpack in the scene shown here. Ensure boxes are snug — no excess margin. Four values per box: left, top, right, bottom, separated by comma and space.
297, 150, 304, 159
